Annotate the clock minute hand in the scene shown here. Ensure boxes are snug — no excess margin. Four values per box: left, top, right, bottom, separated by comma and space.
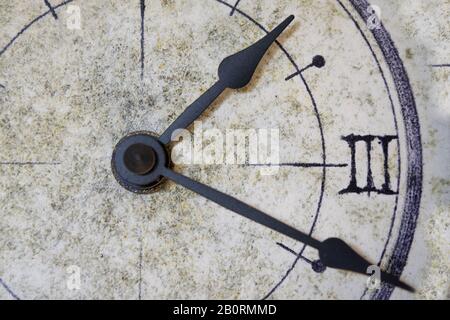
158, 15, 295, 145
320, 238, 415, 292
161, 167, 321, 249
161, 167, 415, 293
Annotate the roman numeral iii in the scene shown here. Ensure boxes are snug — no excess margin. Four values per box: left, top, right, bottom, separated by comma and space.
340, 134, 398, 195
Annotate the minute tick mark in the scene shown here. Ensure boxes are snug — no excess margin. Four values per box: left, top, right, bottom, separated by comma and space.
277, 243, 326, 273
230, 0, 241, 16
140, 0, 146, 80
277, 242, 312, 264
0, 161, 61, 166
286, 55, 326, 81
44, 0, 58, 20
430, 64, 450, 68
247, 162, 347, 168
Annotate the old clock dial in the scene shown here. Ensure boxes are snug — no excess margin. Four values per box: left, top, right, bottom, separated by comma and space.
2, 0, 442, 300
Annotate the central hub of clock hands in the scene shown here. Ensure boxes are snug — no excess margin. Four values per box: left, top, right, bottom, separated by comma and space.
111, 16, 414, 292
112, 15, 295, 192
111, 132, 168, 193
124, 143, 156, 175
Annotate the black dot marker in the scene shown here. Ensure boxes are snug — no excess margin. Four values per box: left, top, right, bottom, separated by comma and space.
312, 55, 326, 68
312, 260, 327, 273
285, 55, 326, 81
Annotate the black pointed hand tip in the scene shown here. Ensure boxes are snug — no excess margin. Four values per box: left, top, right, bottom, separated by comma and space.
275, 15, 294, 30
319, 238, 415, 292
318, 238, 366, 272
382, 272, 415, 293
269, 15, 295, 38
218, 16, 295, 89
404, 283, 416, 293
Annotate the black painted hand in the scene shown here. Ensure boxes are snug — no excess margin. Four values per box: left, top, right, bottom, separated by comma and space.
158, 15, 295, 144
160, 167, 414, 292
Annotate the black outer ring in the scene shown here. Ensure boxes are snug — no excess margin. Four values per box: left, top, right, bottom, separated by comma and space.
350, 0, 423, 300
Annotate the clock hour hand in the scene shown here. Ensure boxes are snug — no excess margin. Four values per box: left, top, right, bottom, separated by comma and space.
160, 167, 415, 292
158, 15, 295, 145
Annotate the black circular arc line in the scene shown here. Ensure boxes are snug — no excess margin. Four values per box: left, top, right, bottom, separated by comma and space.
335, 0, 401, 300
0, 0, 75, 58
214, 0, 327, 300
0, 0, 76, 301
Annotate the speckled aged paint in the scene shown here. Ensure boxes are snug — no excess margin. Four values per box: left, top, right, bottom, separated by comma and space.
0, 0, 448, 300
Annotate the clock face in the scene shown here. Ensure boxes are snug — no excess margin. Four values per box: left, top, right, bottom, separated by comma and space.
0, 0, 432, 300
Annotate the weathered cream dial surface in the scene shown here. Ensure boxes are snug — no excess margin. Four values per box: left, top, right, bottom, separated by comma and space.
0, 0, 448, 300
